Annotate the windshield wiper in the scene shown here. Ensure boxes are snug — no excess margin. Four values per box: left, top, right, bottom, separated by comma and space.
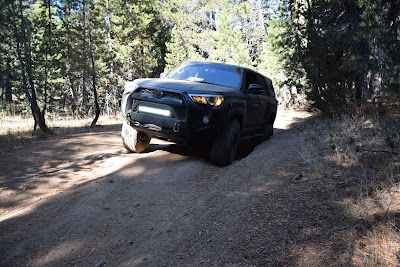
196, 80, 219, 86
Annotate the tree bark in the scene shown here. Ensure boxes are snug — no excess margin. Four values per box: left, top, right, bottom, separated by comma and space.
63, 0, 77, 117
5, 43, 13, 103
90, 47, 100, 127
41, 0, 52, 118
14, 0, 50, 133
354, 74, 363, 107
89, 2, 100, 127
81, 0, 88, 114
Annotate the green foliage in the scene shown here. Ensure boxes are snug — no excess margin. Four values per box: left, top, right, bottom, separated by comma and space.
163, 0, 269, 71
273, 0, 400, 112
1, 0, 168, 120
2, 0, 398, 120
262, 1, 308, 106
28, 0, 63, 111
0, 0, 21, 103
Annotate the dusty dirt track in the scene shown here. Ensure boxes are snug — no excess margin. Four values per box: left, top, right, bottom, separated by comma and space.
0, 110, 329, 267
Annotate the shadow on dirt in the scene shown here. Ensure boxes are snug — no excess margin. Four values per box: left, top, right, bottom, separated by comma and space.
0, 125, 125, 212
0, 112, 313, 223
145, 111, 317, 164
4, 112, 396, 266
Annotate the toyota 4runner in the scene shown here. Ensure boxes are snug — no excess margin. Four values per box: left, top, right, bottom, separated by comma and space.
121, 61, 278, 166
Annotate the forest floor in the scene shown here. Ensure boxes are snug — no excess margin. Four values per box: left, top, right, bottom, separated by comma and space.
0, 108, 399, 267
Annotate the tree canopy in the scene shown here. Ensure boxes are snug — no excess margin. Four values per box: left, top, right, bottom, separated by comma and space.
0, 0, 399, 131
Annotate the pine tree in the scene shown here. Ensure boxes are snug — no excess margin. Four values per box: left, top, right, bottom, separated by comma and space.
163, 0, 258, 70
29, 0, 63, 114
13, 0, 50, 132
210, 9, 252, 66
0, 0, 17, 106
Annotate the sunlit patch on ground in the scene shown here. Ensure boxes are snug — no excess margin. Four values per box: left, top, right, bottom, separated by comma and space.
0, 115, 121, 135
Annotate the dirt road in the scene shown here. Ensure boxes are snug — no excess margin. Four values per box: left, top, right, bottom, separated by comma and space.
0, 110, 316, 266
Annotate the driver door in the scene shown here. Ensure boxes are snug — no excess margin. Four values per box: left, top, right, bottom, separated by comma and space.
242, 70, 264, 131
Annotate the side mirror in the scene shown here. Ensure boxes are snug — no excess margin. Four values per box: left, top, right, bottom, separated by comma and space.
246, 84, 263, 94
160, 72, 168, 78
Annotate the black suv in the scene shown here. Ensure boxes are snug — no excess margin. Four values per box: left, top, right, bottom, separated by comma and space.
121, 61, 278, 166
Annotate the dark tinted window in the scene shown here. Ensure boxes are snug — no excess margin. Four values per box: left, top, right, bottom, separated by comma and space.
168, 62, 242, 89
265, 78, 275, 97
244, 70, 257, 89
244, 70, 269, 95
255, 73, 267, 92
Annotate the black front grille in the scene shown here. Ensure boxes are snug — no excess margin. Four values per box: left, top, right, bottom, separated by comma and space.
175, 107, 186, 120
137, 88, 183, 100
130, 88, 187, 120
138, 88, 153, 94
163, 91, 183, 100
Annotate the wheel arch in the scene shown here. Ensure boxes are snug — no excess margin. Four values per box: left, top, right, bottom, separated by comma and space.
121, 91, 136, 117
227, 109, 244, 129
268, 112, 276, 125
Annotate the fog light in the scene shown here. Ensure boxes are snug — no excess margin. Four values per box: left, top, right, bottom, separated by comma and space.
203, 115, 210, 124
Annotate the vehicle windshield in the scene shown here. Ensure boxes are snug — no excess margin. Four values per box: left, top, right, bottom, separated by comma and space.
167, 62, 242, 89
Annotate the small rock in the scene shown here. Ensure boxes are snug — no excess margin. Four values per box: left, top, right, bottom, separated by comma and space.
336, 182, 347, 189
365, 245, 375, 254
362, 119, 374, 128
295, 174, 304, 180
94, 255, 106, 267
297, 219, 303, 228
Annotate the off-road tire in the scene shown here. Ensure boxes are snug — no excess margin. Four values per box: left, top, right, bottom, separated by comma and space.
210, 119, 240, 167
121, 121, 151, 153
262, 124, 274, 142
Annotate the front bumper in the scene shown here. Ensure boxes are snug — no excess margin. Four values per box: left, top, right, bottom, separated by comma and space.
125, 96, 226, 145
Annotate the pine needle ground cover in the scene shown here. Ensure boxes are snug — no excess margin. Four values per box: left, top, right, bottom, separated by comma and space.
291, 105, 400, 267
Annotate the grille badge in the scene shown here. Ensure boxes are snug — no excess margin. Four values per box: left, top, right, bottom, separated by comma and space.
153, 90, 163, 99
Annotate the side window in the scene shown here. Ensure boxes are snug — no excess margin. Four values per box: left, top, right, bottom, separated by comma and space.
265, 78, 275, 97
244, 71, 257, 89
255, 73, 267, 93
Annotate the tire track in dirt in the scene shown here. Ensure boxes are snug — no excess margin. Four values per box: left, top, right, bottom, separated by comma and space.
0, 110, 312, 266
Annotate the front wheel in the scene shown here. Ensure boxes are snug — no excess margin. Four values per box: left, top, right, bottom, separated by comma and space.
262, 124, 273, 142
210, 119, 241, 167
121, 121, 151, 153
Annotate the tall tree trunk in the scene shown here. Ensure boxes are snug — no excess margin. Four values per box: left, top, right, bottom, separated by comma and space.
41, 0, 52, 118
89, 2, 99, 127
81, 0, 88, 114
105, 0, 116, 114
0, 48, 4, 102
63, 0, 77, 117
354, 74, 363, 107
5, 43, 13, 103
90, 51, 100, 127
14, 0, 50, 133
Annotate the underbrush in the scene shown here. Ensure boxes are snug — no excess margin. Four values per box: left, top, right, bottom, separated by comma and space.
300, 105, 400, 266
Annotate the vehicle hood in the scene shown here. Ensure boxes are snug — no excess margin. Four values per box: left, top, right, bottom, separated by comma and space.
133, 78, 238, 94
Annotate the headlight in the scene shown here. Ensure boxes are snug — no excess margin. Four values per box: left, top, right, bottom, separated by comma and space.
189, 94, 224, 107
